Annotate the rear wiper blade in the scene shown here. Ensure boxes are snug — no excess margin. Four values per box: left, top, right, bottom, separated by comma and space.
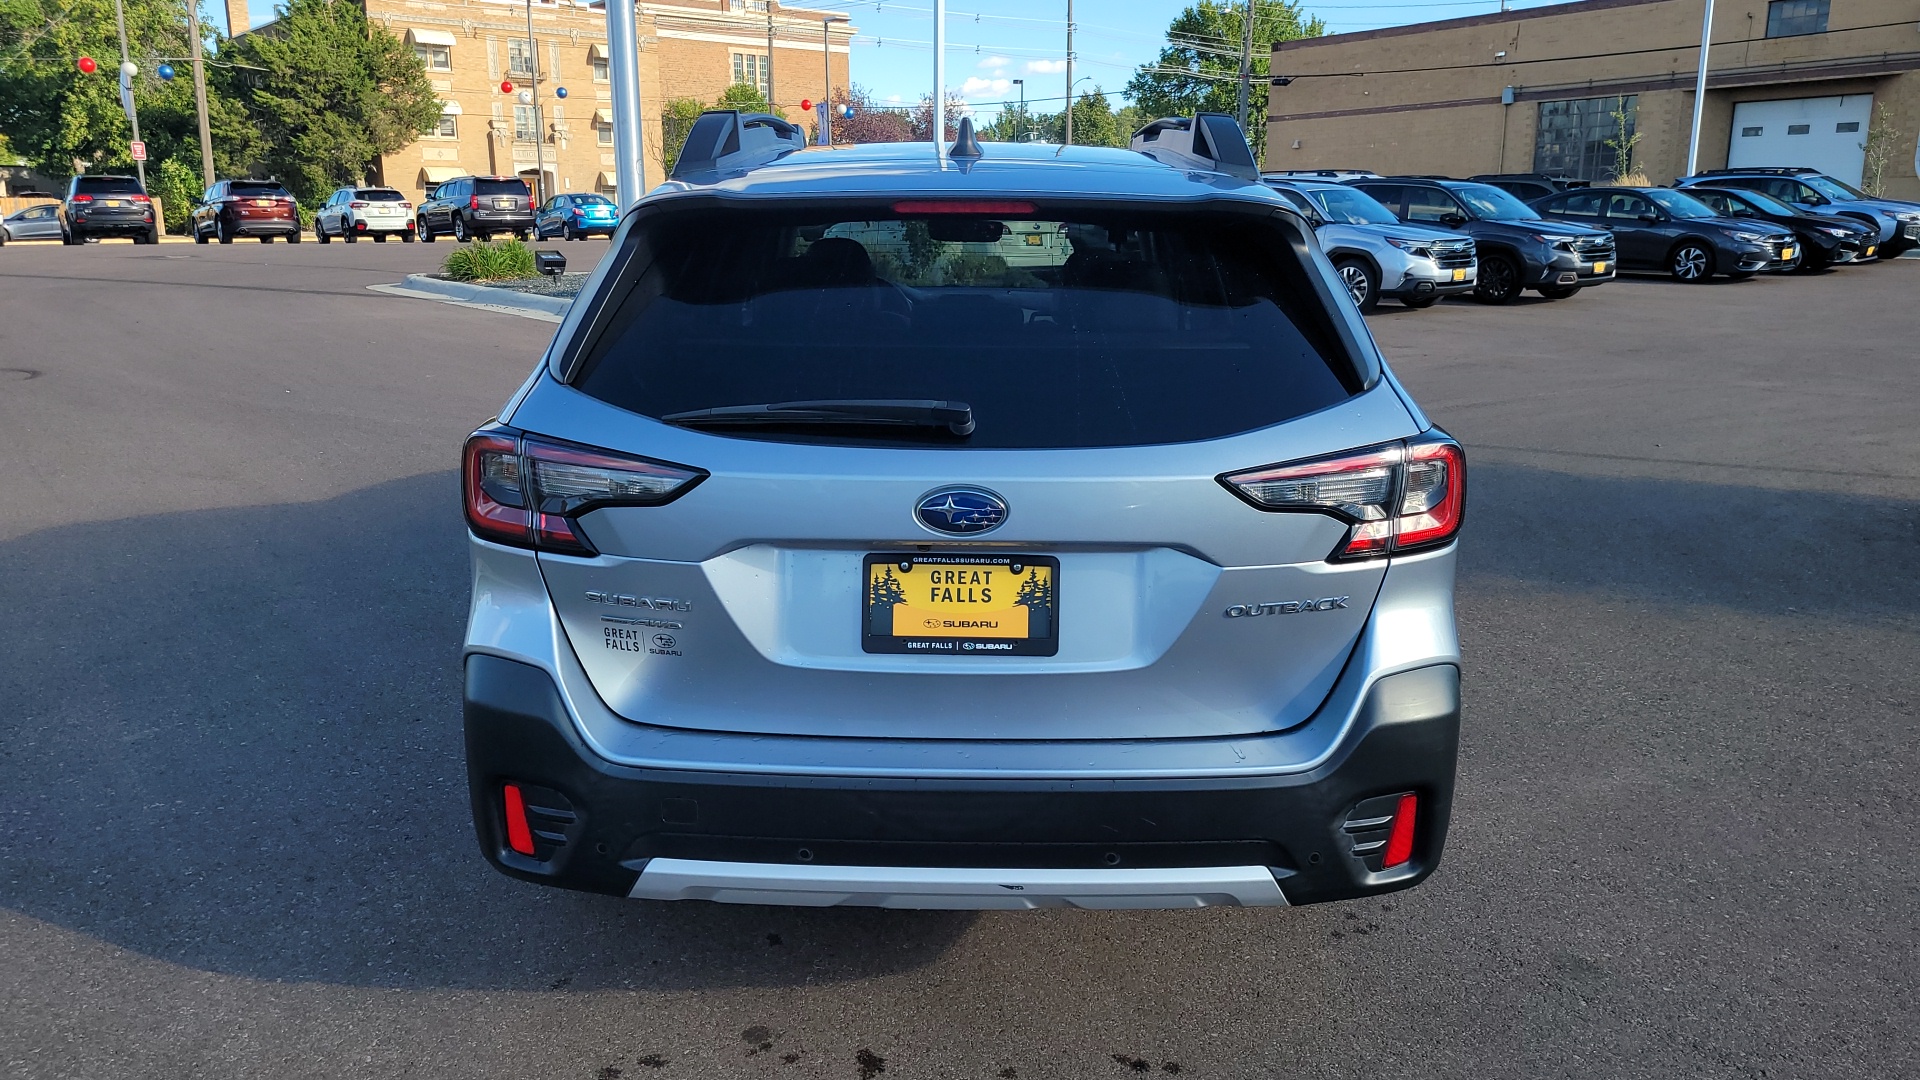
661, 399, 975, 436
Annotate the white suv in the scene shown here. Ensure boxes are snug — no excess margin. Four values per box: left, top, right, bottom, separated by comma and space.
314, 187, 416, 243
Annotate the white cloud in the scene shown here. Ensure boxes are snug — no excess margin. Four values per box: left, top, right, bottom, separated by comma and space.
1026, 59, 1066, 75
885, 94, 904, 104
977, 54, 1012, 69
959, 76, 1014, 98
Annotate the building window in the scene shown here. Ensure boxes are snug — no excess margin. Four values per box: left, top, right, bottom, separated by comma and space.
592, 56, 609, 82
435, 114, 458, 138
729, 0, 770, 11
508, 39, 535, 77
514, 104, 540, 141
415, 44, 451, 71
1835, 121, 1859, 133
1741, 126, 1764, 137
731, 52, 768, 94
1766, 0, 1828, 37
1787, 123, 1811, 135
1533, 95, 1637, 181
597, 122, 613, 146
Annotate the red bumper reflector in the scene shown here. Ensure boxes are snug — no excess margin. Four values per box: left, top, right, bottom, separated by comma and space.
1382, 793, 1418, 869
502, 783, 536, 855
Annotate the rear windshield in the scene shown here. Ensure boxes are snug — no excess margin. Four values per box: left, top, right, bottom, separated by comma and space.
476, 179, 530, 196
230, 181, 290, 197
74, 176, 142, 195
573, 195, 614, 206
356, 188, 405, 201
570, 204, 1362, 449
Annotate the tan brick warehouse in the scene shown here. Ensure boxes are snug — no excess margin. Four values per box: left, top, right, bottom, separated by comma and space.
1265, 0, 1920, 199
230, 0, 852, 202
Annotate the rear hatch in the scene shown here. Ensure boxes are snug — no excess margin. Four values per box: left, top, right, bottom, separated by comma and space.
500, 199, 1432, 741
476, 178, 530, 215
354, 188, 409, 223
71, 176, 148, 220
229, 181, 294, 221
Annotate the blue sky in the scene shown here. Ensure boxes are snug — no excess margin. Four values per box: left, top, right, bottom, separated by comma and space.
229, 0, 1576, 117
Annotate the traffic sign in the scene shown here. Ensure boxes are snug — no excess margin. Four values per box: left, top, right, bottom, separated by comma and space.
130, 140, 146, 162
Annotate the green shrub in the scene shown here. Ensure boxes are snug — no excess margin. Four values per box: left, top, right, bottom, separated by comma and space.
442, 238, 537, 282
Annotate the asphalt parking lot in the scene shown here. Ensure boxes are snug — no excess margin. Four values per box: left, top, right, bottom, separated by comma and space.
1, 243, 1915, 1079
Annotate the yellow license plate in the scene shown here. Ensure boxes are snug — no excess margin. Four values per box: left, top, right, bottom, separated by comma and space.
863, 554, 1059, 656
104, 199, 123, 207
1782, 247, 1795, 260
1592, 261, 1608, 274
1451, 268, 1466, 281
1866, 245, 1876, 256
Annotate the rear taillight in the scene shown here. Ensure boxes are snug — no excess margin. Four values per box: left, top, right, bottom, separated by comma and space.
469, 195, 480, 210
1220, 431, 1464, 560
71, 194, 93, 203
572, 208, 585, 217
462, 428, 706, 556
349, 201, 369, 208
400, 202, 412, 209
130, 193, 150, 203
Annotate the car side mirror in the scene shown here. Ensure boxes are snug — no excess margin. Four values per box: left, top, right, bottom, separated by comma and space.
1440, 212, 1467, 227
1639, 211, 1662, 224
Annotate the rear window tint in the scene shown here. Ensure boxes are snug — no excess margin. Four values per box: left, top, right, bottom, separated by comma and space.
356, 188, 406, 201
230, 181, 289, 197
571, 204, 1362, 450
74, 176, 142, 195
475, 179, 529, 196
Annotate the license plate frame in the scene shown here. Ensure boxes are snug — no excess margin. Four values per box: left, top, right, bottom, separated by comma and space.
1782, 247, 1796, 261
1450, 268, 1466, 281
862, 553, 1060, 657
1592, 261, 1608, 274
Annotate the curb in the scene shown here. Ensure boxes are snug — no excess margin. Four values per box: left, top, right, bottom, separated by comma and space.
397, 274, 575, 316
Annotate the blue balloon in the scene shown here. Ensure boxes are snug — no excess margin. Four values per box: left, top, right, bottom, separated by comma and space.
156, 63, 175, 80
841, 104, 854, 119
554, 86, 568, 99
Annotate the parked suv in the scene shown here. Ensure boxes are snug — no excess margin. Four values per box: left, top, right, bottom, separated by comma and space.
60, 174, 158, 244
418, 175, 533, 242
1682, 185, 1874, 269
1530, 186, 1798, 281
1468, 173, 1589, 203
190, 179, 301, 244
460, 111, 1465, 910
1349, 177, 1614, 302
315, 186, 415, 243
1677, 168, 1920, 259
1265, 178, 1476, 312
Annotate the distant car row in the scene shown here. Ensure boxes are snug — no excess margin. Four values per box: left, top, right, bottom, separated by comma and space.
1261, 166, 1918, 312
2, 172, 619, 246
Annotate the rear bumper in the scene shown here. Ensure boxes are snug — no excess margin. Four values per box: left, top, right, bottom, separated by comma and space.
227, 219, 299, 236
469, 211, 534, 230
69, 214, 153, 235
464, 654, 1461, 908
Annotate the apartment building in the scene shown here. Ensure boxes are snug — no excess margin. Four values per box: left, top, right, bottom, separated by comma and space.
1266, 0, 1920, 197
228, 0, 853, 200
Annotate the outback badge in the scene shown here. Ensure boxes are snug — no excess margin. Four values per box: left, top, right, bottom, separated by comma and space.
1224, 597, 1350, 617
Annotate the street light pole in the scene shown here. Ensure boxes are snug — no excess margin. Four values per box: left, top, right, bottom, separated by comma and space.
605, 0, 645, 204
186, 0, 214, 189
1684, 0, 1715, 176
111, 0, 145, 187
766, 8, 775, 104
1013, 78, 1024, 141
932, 0, 945, 156
526, 0, 547, 205
1063, 0, 1073, 145
1236, 0, 1254, 130
819, 14, 847, 145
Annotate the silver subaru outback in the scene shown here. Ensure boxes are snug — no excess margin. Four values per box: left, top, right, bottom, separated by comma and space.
461, 111, 1465, 910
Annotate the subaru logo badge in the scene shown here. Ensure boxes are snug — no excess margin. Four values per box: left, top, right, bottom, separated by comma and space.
916, 487, 1007, 535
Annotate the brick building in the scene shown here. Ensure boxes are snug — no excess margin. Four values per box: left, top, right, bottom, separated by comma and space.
228, 0, 853, 201
1265, 0, 1920, 198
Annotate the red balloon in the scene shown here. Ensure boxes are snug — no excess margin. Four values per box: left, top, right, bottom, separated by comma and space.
500, 80, 514, 94
77, 55, 97, 75
800, 98, 812, 112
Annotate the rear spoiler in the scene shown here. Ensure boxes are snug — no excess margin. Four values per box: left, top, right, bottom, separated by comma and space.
1129, 114, 1259, 181
669, 110, 807, 184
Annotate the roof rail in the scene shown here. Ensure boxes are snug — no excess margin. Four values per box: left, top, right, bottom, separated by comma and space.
1687, 166, 1816, 177
1263, 168, 1380, 180
669, 110, 807, 183
1128, 113, 1258, 181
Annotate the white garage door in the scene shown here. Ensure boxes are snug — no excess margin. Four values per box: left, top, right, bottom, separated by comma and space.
1727, 95, 1873, 185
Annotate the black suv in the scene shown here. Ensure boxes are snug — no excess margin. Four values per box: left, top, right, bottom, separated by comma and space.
60, 174, 159, 245
1349, 177, 1614, 303
417, 176, 534, 243
1468, 173, 1590, 203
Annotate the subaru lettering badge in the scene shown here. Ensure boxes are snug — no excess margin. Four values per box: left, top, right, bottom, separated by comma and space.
915, 487, 1008, 535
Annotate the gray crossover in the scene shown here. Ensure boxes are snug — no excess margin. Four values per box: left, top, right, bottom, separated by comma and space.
1263, 177, 1477, 312
461, 112, 1465, 910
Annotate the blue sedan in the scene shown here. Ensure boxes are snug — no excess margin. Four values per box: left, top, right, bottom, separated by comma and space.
533, 194, 618, 240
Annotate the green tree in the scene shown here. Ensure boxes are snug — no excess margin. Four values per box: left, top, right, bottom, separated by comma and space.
1124, 0, 1325, 160
219, 0, 442, 206
715, 81, 784, 118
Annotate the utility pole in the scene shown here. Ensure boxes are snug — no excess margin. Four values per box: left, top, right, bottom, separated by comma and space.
1063, 0, 1073, 145
525, 0, 547, 204
1237, 0, 1254, 129
186, 0, 214, 188
1684, 0, 1714, 176
932, 0, 945, 155
1013, 78, 1024, 141
606, 0, 645, 203
766, 8, 775, 104
818, 15, 847, 145
111, 0, 145, 187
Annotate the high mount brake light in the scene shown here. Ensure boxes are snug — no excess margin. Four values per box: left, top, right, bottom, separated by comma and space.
1220, 432, 1465, 560
462, 429, 707, 556
892, 200, 1037, 215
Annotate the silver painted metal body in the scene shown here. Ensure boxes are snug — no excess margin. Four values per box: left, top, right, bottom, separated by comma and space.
466, 140, 1460, 907
1265, 179, 1478, 301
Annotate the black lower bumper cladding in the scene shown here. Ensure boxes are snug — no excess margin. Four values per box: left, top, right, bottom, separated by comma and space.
463, 655, 1461, 906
